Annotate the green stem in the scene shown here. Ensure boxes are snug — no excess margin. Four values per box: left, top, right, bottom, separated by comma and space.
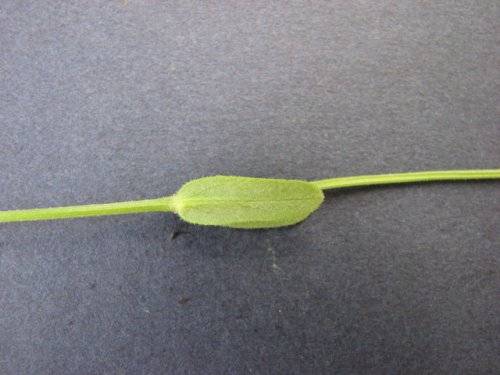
1, 170, 498, 223
310, 169, 500, 190
0, 197, 175, 223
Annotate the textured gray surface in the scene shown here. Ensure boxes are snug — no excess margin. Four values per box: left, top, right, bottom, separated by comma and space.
1, 1, 499, 374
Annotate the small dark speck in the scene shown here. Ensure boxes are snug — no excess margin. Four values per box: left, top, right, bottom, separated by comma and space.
177, 297, 190, 305
89, 281, 97, 290
68, 320, 74, 326
171, 230, 189, 240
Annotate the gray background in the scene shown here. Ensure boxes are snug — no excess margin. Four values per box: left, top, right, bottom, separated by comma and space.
1, 1, 499, 374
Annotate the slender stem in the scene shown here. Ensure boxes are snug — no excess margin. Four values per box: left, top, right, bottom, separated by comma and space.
0, 197, 175, 223
310, 169, 500, 190
1, 170, 498, 223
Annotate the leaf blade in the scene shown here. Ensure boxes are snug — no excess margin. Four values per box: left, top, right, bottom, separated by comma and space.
173, 176, 324, 229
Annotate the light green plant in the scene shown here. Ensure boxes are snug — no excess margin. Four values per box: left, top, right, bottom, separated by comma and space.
0, 170, 498, 229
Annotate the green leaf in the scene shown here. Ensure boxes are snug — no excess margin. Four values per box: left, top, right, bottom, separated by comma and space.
171, 176, 324, 229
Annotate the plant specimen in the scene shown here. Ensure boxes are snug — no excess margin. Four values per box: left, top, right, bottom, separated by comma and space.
0, 170, 498, 229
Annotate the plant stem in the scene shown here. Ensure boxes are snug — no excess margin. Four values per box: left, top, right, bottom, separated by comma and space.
1, 170, 498, 223
310, 169, 500, 190
0, 197, 175, 223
